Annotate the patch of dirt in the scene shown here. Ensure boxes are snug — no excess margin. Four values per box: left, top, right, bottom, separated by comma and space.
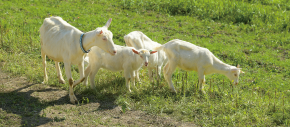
0, 70, 196, 126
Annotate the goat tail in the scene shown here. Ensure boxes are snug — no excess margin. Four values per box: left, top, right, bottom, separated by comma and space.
124, 35, 130, 47
153, 45, 164, 51
141, 32, 152, 42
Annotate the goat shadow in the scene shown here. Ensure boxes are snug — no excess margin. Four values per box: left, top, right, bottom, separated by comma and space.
0, 76, 124, 126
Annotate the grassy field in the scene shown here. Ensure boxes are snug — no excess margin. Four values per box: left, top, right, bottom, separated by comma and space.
0, 0, 290, 126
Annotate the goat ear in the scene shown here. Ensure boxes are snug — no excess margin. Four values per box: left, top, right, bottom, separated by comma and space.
105, 18, 112, 28
150, 51, 157, 54
98, 30, 103, 35
132, 49, 139, 54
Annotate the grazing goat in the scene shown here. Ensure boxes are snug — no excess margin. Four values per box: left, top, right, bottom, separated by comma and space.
40, 16, 116, 104
124, 31, 167, 82
84, 45, 157, 92
154, 39, 244, 93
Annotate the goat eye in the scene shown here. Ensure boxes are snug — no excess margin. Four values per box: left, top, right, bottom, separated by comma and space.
234, 74, 237, 76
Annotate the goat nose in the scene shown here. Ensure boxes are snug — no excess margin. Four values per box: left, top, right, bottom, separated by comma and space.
145, 62, 148, 66
113, 50, 116, 54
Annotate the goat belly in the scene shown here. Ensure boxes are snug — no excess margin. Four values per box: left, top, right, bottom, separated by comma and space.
46, 55, 63, 62
178, 64, 197, 71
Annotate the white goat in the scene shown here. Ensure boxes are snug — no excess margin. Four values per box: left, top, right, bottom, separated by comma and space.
40, 16, 116, 104
154, 39, 244, 93
84, 45, 157, 92
124, 31, 167, 82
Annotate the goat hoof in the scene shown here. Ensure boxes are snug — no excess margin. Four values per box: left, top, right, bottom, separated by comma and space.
70, 99, 78, 104
59, 79, 65, 84
70, 100, 78, 104
69, 95, 78, 104
170, 89, 177, 93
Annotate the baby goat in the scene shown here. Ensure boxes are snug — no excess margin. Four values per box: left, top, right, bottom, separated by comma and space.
124, 31, 167, 82
84, 45, 157, 92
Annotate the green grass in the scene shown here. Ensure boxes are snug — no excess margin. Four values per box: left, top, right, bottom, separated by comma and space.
1, 0, 290, 126
121, 0, 290, 32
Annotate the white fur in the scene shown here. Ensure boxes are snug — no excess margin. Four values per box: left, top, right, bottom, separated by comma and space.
154, 39, 244, 93
84, 45, 157, 92
40, 16, 116, 104
124, 31, 167, 82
